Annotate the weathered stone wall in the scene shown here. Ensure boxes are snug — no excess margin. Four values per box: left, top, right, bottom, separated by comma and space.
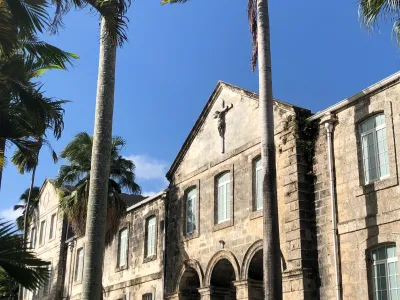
165, 83, 318, 300
313, 79, 400, 299
64, 194, 165, 300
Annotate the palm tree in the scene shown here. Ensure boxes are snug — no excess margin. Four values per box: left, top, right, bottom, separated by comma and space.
0, 52, 69, 189
0, 220, 50, 292
0, 267, 19, 300
358, 0, 400, 43
48, 1, 130, 297
14, 187, 40, 231
56, 132, 140, 246
162, 0, 281, 298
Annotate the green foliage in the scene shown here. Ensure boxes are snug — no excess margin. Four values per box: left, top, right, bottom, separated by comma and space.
14, 187, 40, 231
295, 109, 319, 169
56, 132, 141, 245
0, 267, 19, 300
359, 0, 400, 44
50, 0, 131, 47
0, 220, 50, 291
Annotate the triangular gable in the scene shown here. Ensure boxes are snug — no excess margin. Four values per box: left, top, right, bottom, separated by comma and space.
166, 81, 303, 180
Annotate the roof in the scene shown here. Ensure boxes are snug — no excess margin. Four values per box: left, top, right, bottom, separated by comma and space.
120, 194, 146, 207
165, 80, 305, 180
126, 189, 167, 212
308, 71, 400, 121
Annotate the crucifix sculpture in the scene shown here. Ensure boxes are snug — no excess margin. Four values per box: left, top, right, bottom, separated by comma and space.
214, 100, 233, 153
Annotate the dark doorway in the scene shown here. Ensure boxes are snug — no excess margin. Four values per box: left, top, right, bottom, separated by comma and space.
210, 259, 236, 300
179, 267, 201, 300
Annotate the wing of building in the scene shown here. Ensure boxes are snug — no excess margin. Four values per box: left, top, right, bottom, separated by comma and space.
24, 71, 400, 300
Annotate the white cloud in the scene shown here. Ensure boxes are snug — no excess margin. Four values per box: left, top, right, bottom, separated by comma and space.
0, 206, 22, 223
125, 155, 168, 181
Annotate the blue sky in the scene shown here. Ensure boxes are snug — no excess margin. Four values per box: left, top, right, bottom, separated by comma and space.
0, 0, 399, 221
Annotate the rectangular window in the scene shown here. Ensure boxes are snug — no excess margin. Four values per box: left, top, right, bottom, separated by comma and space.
186, 189, 197, 234
39, 220, 45, 245
360, 114, 389, 183
143, 294, 152, 300
372, 244, 400, 300
118, 228, 128, 267
146, 217, 156, 257
255, 158, 263, 210
42, 264, 52, 295
49, 214, 56, 240
30, 227, 36, 249
75, 248, 84, 282
217, 172, 230, 223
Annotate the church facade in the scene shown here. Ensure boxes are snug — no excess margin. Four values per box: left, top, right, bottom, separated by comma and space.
25, 71, 400, 300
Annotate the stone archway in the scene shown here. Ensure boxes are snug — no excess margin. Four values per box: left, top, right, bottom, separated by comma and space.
175, 260, 204, 300
203, 250, 240, 300
235, 241, 263, 300
209, 258, 237, 300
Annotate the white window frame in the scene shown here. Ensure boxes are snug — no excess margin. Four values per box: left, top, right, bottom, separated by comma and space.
118, 228, 128, 268
186, 188, 197, 234
39, 220, 46, 245
146, 216, 156, 257
217, 172, 231, 224
360, 114, 390, 184
255, 158, 263, 211
49, 213, 56, 240
75, 248, 84, 282
372, 245, 400, 300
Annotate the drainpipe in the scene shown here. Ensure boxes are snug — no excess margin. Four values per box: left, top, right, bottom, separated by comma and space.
325, 121, 342, 300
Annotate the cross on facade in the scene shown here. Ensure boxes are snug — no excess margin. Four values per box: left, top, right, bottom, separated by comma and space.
213, 100, 233, 153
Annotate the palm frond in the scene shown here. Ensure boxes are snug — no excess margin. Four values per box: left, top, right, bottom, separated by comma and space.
0, 220, 50, 290
248, 0, 258, 71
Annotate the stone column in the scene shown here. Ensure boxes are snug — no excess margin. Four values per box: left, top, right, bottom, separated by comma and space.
233, 281, 249, 300
198, 287, 212, 300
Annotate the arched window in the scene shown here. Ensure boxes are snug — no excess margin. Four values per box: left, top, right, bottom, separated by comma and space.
360, 114, 389, 183
146, 216, 156, 257
217, 172, 231, 223
254, 157, 263, 211
186, 188, 197, 234
371, 244, 400, 299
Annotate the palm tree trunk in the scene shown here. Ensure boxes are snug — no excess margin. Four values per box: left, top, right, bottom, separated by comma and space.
18, 165, 37, 300
81, 17, 117, 300
0, 137, 5, 190
256, 0, 282, 299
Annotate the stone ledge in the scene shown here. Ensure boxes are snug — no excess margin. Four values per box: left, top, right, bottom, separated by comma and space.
103, 271, 162, 293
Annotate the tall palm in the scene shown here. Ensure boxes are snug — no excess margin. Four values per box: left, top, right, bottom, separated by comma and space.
0, 220, 50, 291
14, 187, 40, 231
162, 0, 281, 298
56, 132, 140, 245
359, 0, 400, 43
49, 1, 129, 298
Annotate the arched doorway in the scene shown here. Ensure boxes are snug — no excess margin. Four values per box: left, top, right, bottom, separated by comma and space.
179, 267, 201, 300
210, 259, 237, 300
247, 249, 263, 300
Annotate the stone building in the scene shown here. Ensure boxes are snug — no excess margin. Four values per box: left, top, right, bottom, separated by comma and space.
25, 71, 400, 300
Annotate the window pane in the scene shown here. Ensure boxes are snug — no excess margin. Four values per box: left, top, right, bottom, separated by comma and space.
387, 245, 397, 259
186, 189, 196, 234
379, 247, 387, 261
147, 217, 156, 257
119, 229, 128, 267
49, 214, 56, 239
75, 248, 84, 281
39, 221, 45, 245
255, 158, 263, 210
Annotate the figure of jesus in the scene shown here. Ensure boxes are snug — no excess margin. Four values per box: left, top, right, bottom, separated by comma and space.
214, 102, 233, 138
